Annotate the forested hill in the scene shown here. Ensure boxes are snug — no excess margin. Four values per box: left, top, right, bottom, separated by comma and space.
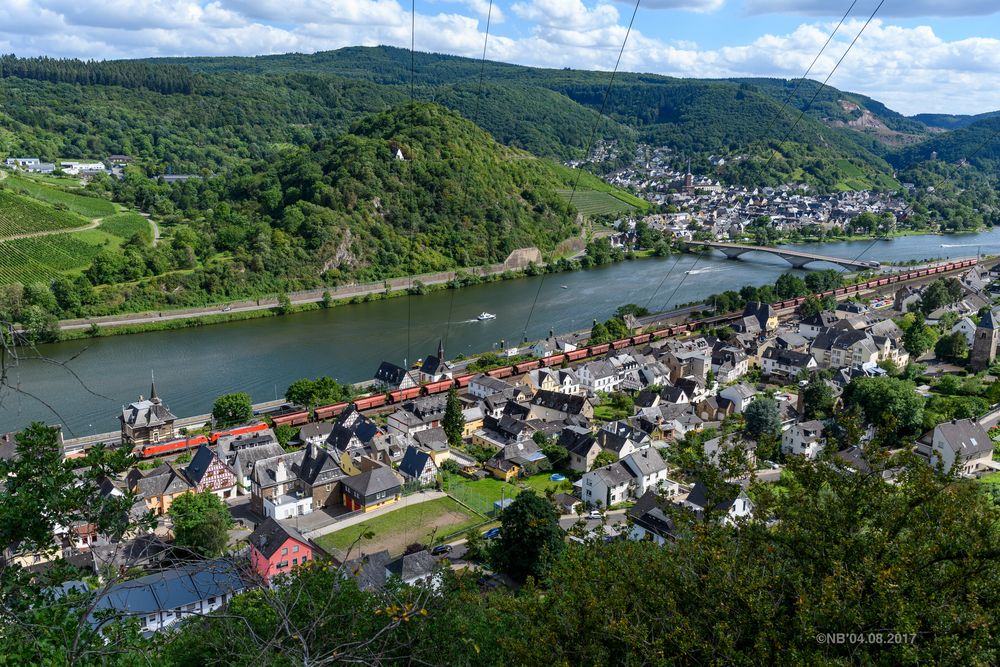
217, 103, 582, 277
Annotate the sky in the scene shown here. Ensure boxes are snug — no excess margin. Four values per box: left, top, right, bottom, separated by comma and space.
2, 0, 1000, 115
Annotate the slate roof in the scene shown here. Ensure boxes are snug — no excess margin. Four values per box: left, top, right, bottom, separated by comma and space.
386, 550, 439, 582
88, 560, 244, 628
248, 517, 310, 559
183, 445, 221, 486
374, 361, 412, 386
935, 418, 994, 457
590, 461, 634, 487
230, 442, 286, 480
121, 397, 176, 429
622, 448, 666, 476
979, 310, 999, 331
296, 445, 344, 486
801, 311, 839, 329
132, 463, 192, 498
530, 389, 588, 415
762, 347, 815, 367
328, 407, 382, 451
345, 550, 391, 591
398, 446, 435, 480
342, 467, 401, 497
627, 490, 679, 539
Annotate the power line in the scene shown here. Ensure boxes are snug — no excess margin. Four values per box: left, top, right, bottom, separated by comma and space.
522, 0, 642, 342
444, 0, 494, 354
757, 0, 860, 143
762, 0, 885, 173
643, 252, 685, 313
405, 0, 416, 367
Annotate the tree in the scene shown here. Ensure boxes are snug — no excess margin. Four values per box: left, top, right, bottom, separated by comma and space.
801, 374, 835, 420
592, 450, 618, 469
843, 376, 924, 437
935, 332, 969, 363
442, 387, 464, 448
491, 491, 564, 583
902, 314, 938, 358
744, 397, 781, 441
775, 273, 807, 299
321, 290, 333, 308
212, 392, 253, 428
169, 491, 233, 558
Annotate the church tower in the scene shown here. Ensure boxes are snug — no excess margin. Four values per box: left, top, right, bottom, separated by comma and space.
970, 310, 999, 371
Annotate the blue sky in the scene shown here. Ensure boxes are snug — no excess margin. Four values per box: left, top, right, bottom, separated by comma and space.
2, 1, 1000, 115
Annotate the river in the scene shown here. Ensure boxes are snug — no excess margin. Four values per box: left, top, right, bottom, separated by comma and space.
4, 229, 999, 435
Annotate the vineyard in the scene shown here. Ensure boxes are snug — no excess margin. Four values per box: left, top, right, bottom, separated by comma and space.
6, 175, 118, 218
0, 190, 90, 238
99, 213, 152, 241
556, 189, 638, 216
0, 233, 108, 284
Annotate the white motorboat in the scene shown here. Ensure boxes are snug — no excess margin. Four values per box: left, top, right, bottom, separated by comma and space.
477, 312, 497, 321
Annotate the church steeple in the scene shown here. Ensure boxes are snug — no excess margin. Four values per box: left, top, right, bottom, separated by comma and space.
437, 339, 445, 362
150, 371, 160, 405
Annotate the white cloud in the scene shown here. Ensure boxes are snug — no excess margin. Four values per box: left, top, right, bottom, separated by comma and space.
745, 0, 1000, 18
619, 0, 724, 11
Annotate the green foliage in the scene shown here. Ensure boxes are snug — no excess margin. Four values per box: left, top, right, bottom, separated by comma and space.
6, 174, 117, 218
168, 491, 234, 558
743, 397, 781, 460
212, 392, 254, 428
491, 491, 563, 583
592, 450, 618, 470
902, 314, 939, 358
801, 374, 835, 421
284, 376, 354, 408
935, 332, 969, 364
843, 376, 925, 437
443, 387, 465, 448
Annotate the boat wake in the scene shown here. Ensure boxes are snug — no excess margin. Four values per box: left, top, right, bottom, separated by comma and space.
940, 243, 982, 248
684, 267, 724, 275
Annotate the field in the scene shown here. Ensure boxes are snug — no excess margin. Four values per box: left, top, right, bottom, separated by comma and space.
0, 230, 114, 284
99, 213, 152, 241
314, 496, 484, 557
7, 175, 118, 218
442, 471, 573, 515
0, 189, 91, 238
557, 189, 638, 216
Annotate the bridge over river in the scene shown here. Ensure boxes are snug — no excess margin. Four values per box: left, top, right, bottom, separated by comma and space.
683, 240, 881, 270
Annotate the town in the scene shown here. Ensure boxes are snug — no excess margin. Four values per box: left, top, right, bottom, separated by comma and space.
5, 255, 1000, 635
594, 143, 916, 242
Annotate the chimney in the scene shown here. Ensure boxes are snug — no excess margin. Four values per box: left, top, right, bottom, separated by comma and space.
275, 458, 287, 483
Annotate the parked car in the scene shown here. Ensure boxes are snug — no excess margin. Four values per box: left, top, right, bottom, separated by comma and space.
588, 510, 603, 520
431, 544, 452, 556
482, 527, 501, 540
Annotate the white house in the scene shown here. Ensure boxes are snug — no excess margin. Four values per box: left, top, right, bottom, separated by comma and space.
951, 317, 978, 346
620, 448, 674, 496
577, 360, 622, 395
88, 561, 245, 634
579, 461, 633, 508
781, 420, 825, 460
761, 348, 818, 381
468, 375, 514, 400
929, 418, 996, 476
719, 383, 758, 414
683, 481, 755, 526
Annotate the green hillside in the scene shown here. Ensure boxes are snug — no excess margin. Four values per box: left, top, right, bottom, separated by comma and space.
0, 189, 91, 238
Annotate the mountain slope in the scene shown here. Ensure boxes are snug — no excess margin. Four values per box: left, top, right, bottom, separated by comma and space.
912, 110, 1000, 131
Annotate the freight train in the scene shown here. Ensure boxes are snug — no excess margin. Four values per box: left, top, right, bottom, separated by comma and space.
258, 259, 976, 429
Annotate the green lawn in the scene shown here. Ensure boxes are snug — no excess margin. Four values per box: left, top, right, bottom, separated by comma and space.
314, 496, 484, 555
442, 471, 573, 515
979, 472, 1000, 484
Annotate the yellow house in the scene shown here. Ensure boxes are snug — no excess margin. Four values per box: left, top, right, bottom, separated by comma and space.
485, 459, 520, 482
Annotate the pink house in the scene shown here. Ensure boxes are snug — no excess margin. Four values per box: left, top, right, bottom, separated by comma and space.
247, 517, 314, 585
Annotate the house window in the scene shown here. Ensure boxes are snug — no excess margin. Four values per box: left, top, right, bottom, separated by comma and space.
301, 555, 308, 563
292, 558, 298, 566
293, 545, 299, 553
208, 597, 216, 605
281, 547, 288, 556
277, 561, 289, 569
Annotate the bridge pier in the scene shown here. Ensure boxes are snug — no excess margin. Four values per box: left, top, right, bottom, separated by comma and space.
718, 248, 750, 260
783, 256, 813, 270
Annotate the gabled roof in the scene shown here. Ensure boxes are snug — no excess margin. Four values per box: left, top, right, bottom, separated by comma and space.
89, 561, 244, 627
374, 361, 411, 386
386, 550, 439, 582
979, 310, 999, 331
328, 407, 382, 451
398, 446, 435, 479
589, 461, 634, 487
627, 490, 678, 539
530, 390, 588, 415
934, 418, 993, 457
296, 445, 344, 486
183, 445, 225, 486
622, 448, 666, 477
133, 463, 192, 498
248, 517, 310, 560
345, 550, 391, 591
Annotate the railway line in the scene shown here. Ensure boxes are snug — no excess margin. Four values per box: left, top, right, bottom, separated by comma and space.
63, 258, 976, 460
